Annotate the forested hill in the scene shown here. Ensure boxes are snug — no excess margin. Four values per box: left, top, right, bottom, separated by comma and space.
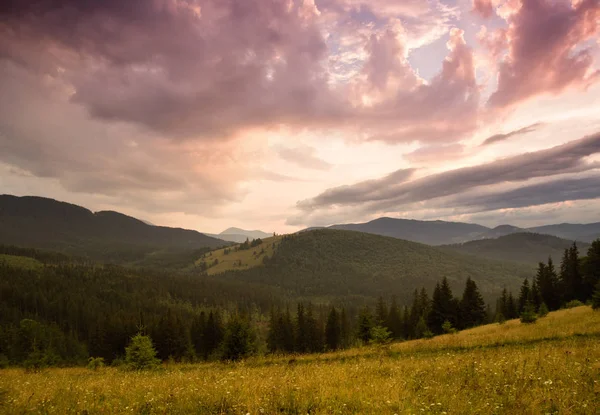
216, 229, 532, 304
0, 195, 227, 261
441, 233, 590, 265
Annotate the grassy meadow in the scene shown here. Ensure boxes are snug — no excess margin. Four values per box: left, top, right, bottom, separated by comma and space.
0, 254, 43, 270
1, 307, 599, 414
197, 235, 283, 275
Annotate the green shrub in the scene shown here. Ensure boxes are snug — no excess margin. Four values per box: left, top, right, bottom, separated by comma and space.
368, 326, 392, 345
564, 300, 584, 309
520, 303, 537, 324
87, 357, 105, 371
442, 320, 457, 334
538, 303, 549, 317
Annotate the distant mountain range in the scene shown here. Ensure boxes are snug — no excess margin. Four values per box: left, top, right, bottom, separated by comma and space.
442, 232, 590, 265
207, 227, 272, 243
305, 217, 600, 245
0, 195, 228, 261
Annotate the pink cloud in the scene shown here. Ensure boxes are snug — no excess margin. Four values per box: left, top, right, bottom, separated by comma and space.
404, 144, 466, 164
487, 0, 600, 108
472, 0, 495, 19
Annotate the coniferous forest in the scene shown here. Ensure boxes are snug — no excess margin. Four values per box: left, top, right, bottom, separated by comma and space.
1, 238, 599, 368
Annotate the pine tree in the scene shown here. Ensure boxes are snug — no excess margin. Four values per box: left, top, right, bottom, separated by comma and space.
459, 278, 487, 329
428, 278, 457, 334
357, 307, 374, 344
583, 240, 600, 301
125, 333, 160, 370
295, 303, 308, 353
592, 280, 600, 310
203, 311, 224, 360
221, 314, 254, 361
339, 307, 350, 348
325, 307, 341, 351
536, 258, 560, 310
506, 292, 518, 319
190, 312, 206, 359
375, 296, 388, 326
386, 297, 402, 339
560, 243, 584, 303
530, 280, 542, 310
518, 278, 530, 314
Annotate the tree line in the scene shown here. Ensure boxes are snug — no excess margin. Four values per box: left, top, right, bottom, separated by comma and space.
1, 240, 599, 367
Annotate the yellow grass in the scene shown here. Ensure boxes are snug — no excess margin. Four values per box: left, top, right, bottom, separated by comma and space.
197, 235, 283, 275
1, 307, 599, 414
0, 254, 42, 270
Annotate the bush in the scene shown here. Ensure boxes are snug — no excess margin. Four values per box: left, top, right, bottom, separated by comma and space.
369, 326, 392, 345
441, 320, 457, 334
538, 303, 549, 317
87, 357, 105, 371
125, 333, 161, 370
520, 303, 537, 324
564, 300, 584, 309
592, 281, 600, 310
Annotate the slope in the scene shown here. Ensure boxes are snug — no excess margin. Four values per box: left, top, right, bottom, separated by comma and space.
216, 229, 532, 304
441, 232, 590, 265
0, 195, 227, 261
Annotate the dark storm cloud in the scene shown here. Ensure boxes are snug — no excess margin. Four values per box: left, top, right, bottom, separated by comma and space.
448, 175, 600, 212
481, 122, 544, 146
298, 131, 600, 210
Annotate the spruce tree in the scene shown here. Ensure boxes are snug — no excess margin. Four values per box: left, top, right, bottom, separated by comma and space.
592, 280, 600, 310
560, 243, 583, 303
428, 278, 457, 334
518, 278, 530, 314
325, 307, 341, 351
506, 292, 518, 319
357, 307, 374, 344
459, 278, 487, 329
190, 312, 206, 359
537, 258, 560, 310
339, 308, 350, 348
125, 333, 160, 370
530, 281, 542, 310
221, 314, 254, 361
295, 303, 308, 353
386, 297, 403, 339
375, 296, 388, 326
583, 240, 600, 301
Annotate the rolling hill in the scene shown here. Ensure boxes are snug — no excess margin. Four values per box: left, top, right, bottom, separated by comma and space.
0, 195, 228, 261
308, 217, 600, 245
441, 232, 590, 265
213, 229, 532, 304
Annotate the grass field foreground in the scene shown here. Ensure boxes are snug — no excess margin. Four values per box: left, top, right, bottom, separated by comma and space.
0, 307, 599, 414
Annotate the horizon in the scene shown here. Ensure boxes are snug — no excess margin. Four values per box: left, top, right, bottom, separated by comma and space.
1, 0, 600, 234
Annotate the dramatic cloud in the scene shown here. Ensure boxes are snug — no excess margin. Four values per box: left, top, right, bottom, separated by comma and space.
276, 145, 332, 170
481, 122, 543, 146
487, 0, 600, 108
0, 0, 342, 138
298, 131, 600, 211
447, 174, 600, 212
304, 168, 416, 207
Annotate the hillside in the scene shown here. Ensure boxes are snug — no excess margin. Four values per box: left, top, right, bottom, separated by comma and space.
215, 229, 532, 304
442, 232, 590, 265
0, 195, 227, 261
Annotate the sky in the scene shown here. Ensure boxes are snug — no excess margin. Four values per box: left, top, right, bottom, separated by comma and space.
1, 0, 600, 234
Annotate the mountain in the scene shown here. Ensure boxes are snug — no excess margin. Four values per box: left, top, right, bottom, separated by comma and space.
326, 217, 489, 245
441, 233, 590, 265
307, 217, 600, 245
0, 195, 227, 261
206, 227, 271, 243
526, 223, 600, 243
215, 229, 532, 304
